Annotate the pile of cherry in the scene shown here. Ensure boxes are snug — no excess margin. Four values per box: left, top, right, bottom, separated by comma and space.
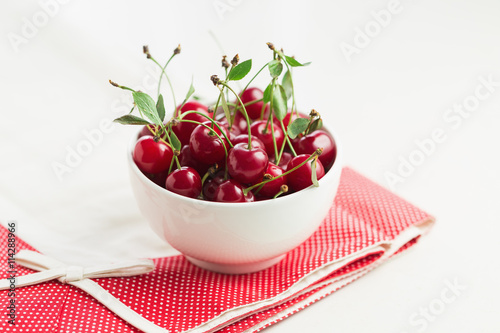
133, 87, 336, 203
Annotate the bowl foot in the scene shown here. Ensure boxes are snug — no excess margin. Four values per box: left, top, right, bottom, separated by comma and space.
185, 254, 286, 274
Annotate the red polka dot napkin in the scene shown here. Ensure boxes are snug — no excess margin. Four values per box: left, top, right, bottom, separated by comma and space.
0, 168, 434, 333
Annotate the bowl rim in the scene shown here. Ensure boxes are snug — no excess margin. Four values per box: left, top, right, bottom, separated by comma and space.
127, 121, 342, 208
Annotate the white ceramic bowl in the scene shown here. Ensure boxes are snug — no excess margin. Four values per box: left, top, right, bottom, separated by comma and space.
128, 126, 342, 274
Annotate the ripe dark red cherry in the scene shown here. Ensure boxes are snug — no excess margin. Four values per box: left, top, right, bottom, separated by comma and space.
165, 167, 202, 198
240, 87, 266, 120
214, 179, 255, 202
202, 171, 225, 201
295, 130, 336, 170
283, 110, 308, 128
179, 145, 210, 176
258, 163, 287, 198
138, 124, 160, 138
231, 135, 266, 152
250, 120, 285, 156
233, 111, 249, 134
227, 143, 269, 184
176, 101, 209, 116
276, 151, 293, 170
189, 121, 230, 165
287, 154, 325, 191
144, 170, 169, 188
172, 101, 211, 146
173, 112, 210, 146
133, 136, 173, 174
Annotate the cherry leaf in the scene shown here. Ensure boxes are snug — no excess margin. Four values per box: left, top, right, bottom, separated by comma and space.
169, 131, 182, 152
282, 70, 293, 100
272, 84, 288, 121
185, 79, 195, 101
287, 118, 309, 139
284, 55, 311, 67
220, 91, 232, 127
113, 115, 151, 125
268, 59, 283, 78
263, 83, 272, 104
228, 59, 252, 81
133, 91, 162, 125
308, 118, 323, 134
156, 94, 165, 122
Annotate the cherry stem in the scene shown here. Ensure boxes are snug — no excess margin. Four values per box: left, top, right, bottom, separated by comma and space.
156, 123, 181, 171
219, 82, 252, 150
227, 98, 263, 108
243, 148, 323, 195
212, 94, 221, 125
201, 165, 218, 186
168, 153, 176, 174
273, 185, 289, 199
241, 61, 272, 95
275, 121, 287, 164
269, 112, 279, 160
109, 80, 135, 93
178, 110, 233, 148
280, 121, 297, 157
149, 54, 177, 110
275, 49, 297, 116
176, 119, 230, 176
267, 78, 279, 158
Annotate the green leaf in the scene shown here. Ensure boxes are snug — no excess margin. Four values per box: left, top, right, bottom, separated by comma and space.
263, 84, 272, 104
156, 94, 165, 122
220, 91, 232, 127
282, 70, 292, 100
169, 131, 181, 151
133, 91, 162, 125
287, 118, 309, 139
185, 79, 195, 101
272, 84, 287, 121
284, 55, 311, 67
113, 115, 152, 125
227, 59, 252, 81
311, 158, 319, 187
308, 118, 323, 133
177, 79, 196, 112
268, 59, 283, 78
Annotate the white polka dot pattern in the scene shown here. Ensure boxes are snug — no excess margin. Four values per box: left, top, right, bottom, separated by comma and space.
0, 168, 433, 333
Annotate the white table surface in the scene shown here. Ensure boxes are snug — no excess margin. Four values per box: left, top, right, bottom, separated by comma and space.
1, 0, 499, 332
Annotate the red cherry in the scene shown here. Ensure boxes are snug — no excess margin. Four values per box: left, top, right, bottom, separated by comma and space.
214, 179, 255, 203
176, 101, 208, 116
165, 167, 202, 199
227, 143, 269, 184
240, 87, 267, 120
219, 118, 243, 139
143, 170, 169, 188
283, 110, 308, 128
233, 111, 249, 134
138, 124, 160, 138
295, 130, 336, 170
202, 171, 225, 201
133, 136, 173, 174
258, 163, 287, 198
250, 120, 284, 156
173, 111, 211, 146
189, 121, 230, 165
231, 135, 266, 152
276, 151, 293, 171
287, 154, 325, 192
179, 145, 210, 176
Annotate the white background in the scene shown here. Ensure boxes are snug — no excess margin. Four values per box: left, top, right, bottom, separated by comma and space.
1, 0, 499, 332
